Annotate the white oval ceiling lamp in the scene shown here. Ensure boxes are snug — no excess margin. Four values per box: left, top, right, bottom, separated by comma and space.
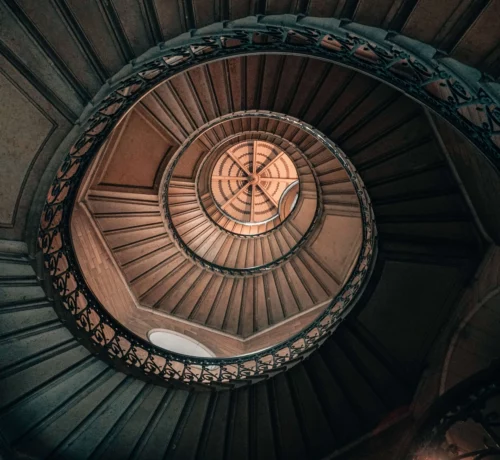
148, 329, 216, 358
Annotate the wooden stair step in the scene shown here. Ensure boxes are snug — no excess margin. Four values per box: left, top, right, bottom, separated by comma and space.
87, 197, 158, 214
114, 234, 171, 264
320, 339, 388, 426
157, 266, 204, 314
105, 224, 165, 248
378, 220, 477, 242
134, 255, 185, 302
173, 271, 214, 319
91, 385, 168, 459
332, 83, 400, 142
134, 391, 190, 460
285, 367, 334, 458
374, 192, 467, 218
189, 227, 221, 257
368, 168, 455, 201
123, 244, 178, 281
191, 275, 225, 325
226, 390, 250, 460
20, 372, 130, 459
165, 392, 211, 459
269, 374, 308, 459
221, 279, 244, 335
96, 215, 162, 233
349, 115, 431, 164
205, 278, 234, 330
178, 220, 213, 245
194, 392, 230, 460
49, 378, 147, 460
143, 261, 193, 308
304, 352, 363, 445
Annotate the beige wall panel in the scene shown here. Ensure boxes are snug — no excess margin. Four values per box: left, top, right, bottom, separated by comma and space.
0, 71, 54, 227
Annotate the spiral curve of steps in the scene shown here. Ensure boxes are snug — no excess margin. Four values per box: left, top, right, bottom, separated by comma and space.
103, 109, 369, 340
1, 5, 498, 460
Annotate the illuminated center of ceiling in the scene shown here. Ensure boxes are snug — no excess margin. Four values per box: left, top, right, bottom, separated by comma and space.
210, 140, 298, 225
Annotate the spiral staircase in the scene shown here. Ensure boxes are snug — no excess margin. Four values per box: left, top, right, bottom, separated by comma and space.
1, 1, 500, 459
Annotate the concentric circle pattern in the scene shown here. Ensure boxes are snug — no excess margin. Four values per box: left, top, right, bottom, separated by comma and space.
211, 140, 298, 226
161, 112, 336, 275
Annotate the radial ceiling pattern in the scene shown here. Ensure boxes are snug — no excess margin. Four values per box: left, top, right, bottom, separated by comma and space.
61, 42, 486, 371
65, 42, 486, 362
211, 140, 298, 225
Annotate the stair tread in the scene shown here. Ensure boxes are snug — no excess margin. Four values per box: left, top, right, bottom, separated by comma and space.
93, 385, 167, 460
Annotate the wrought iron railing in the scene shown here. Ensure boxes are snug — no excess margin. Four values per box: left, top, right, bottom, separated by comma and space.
38, 14, 500, 388
410, 363, 500, 459
160, 114, 329, 276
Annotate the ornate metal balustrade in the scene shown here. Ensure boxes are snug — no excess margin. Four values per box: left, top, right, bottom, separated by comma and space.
410, 363, 500, 459
38, 14, 499, 388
